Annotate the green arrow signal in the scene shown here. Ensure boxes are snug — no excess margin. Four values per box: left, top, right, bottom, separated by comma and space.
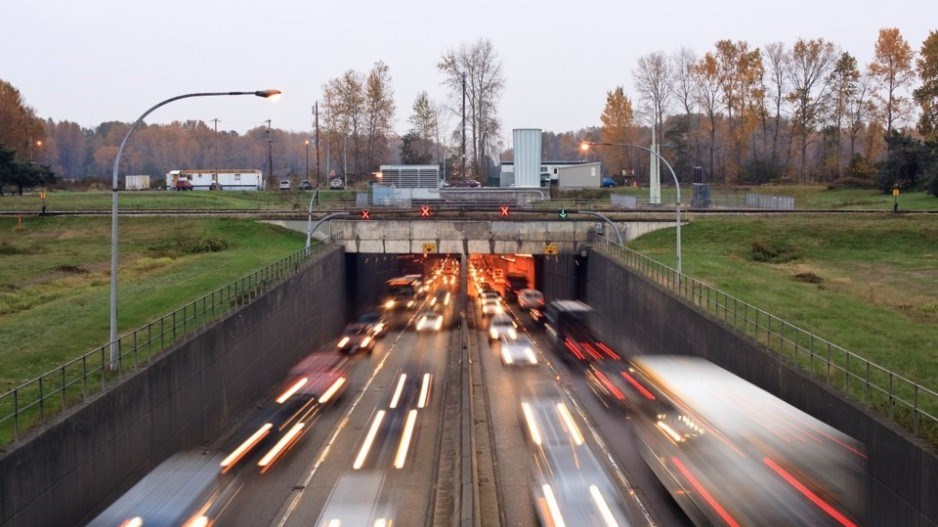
559, 208, 568, 218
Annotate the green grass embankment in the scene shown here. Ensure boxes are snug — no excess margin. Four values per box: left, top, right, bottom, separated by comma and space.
0, 216, 307, 392
627, 214, 938, 391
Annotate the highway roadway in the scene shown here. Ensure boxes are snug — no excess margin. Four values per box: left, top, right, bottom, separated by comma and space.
207, 278, 694, 526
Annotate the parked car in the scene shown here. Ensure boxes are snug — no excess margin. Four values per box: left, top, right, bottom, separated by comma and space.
279, 179, 292, 191
175, 180, 193, 191
329, 177, 345, 190
209, 182, 223, 190
299, 180, 313, 191
601, 177, 617, 188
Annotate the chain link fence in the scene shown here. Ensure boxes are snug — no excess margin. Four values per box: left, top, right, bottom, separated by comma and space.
591, 237, 938, 446
0, 237, 343, 446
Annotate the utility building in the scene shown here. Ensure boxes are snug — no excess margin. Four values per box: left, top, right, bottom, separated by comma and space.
378, 165, 440, 189
512, 129, 541, 187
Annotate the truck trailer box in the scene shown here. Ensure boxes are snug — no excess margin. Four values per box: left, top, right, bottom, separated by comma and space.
125, 175, 151, 190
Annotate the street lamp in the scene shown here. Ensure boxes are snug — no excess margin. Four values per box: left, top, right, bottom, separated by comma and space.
580, 141, 682, 278
305, 139, 310, 185
109, 89, 281, 368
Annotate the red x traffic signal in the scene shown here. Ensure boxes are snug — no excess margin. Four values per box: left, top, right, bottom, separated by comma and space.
420, 205, 431, 217
499, 205, 510, 217
361, 209, 370, 219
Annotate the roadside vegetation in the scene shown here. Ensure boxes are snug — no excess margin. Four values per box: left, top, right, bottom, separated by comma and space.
0, 188, 357, 212
627, 214, 938, 391
0, 216, 307, 393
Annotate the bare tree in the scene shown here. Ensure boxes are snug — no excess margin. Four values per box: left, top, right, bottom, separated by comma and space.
438, 38, 505, 180
406, 91, 439, 164
827, 52, 860, 177
695, 52, 724, 180
764, 42, 789, 171
786, 38, 837, 183
634, 51, 673, 143
671, 47, 701, 169
363, 61, 396, 171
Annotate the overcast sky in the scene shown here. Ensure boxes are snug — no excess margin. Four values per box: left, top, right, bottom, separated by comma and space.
3, 0, 934, 144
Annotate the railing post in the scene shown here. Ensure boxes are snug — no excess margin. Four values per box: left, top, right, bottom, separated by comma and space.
13, 389, 19, 442
39, 376, 44, 424
61, 367, 66, 410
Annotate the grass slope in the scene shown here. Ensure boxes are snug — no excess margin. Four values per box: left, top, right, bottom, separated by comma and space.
627, 214, 938, 390
0, 216, 307, 392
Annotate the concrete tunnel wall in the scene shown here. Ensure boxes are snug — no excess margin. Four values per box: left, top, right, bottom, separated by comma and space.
584, 249, 938, 527
0, 247, 365, 527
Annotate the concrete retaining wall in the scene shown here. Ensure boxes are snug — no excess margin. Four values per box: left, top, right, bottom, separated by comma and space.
585, 250, 938, 527
0, 248, 348, 527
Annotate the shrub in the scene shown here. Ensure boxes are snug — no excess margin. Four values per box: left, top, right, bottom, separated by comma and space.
750, 238, 799, 263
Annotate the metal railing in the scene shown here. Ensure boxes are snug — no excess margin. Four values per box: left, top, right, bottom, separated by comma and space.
0, 236, 343, 446
591, 237, 938, 446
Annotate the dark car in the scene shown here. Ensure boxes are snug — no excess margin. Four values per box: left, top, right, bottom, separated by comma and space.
357, 311, 389, 339
175, 180, 194, 191
601, 177, 617, 188
209, 182, 223, 190
299, 180, 313, 191
336, 323, 375, 354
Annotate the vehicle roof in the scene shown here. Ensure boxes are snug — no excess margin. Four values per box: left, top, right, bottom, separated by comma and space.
549, 299, 592, 312
490, 313, 513, 324
290, 351, 347, 374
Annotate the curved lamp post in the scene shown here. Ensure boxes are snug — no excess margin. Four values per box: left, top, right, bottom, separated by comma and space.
580, 141, 682, 278
109, 90, 281, 368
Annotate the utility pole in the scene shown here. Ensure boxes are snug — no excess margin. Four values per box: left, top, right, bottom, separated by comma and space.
211, 118, 220, 184
315, 102, 321, 188
265, 119, 273, 185
461, 71, 467, 181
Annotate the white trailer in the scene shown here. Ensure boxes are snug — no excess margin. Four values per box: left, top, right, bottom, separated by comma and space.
125, 175, 151, 190
165, 169, 265, 191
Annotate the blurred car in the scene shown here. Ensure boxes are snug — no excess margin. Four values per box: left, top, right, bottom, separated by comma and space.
88, 452, 237, 527
174, 179, 193, 191
415, 309, 445, 331
284, 351, 351, 405
481, 297, 503, 316
336, 322, 375, 354
518, 289, 544, 310
209, 182, 223, 190
499, 334, 537, 366
279, 179, 291, 190
520, 395, 635, 527
357, 311, 389, 338
584, 362, 629, 410
330, 176, 346, 190
488, 313, 517, 340
219, 351, 351, 473
450, 179, 481, 188
601, 177, 617, 188
316, 472, 393, 527
298, 180, 313, 191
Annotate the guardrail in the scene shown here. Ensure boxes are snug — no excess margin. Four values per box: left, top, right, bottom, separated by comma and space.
591, 237, 938, 446
0, 236, 343, 446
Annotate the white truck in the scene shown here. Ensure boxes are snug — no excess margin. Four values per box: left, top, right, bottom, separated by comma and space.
165, 169, 265, 191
